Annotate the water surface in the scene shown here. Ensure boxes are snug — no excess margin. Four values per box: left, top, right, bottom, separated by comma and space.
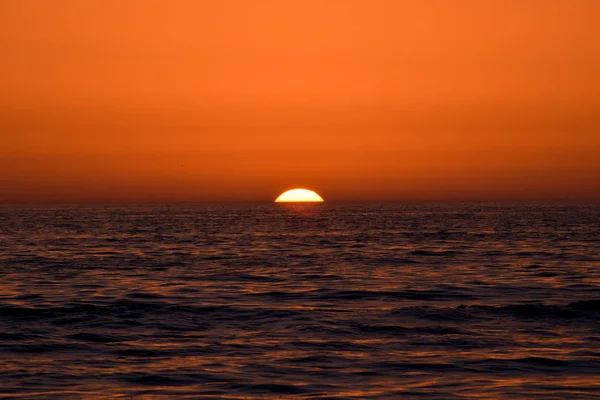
1, 202, 599, 398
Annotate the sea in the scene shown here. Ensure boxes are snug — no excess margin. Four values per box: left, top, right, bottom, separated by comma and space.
0, 202, 599, 399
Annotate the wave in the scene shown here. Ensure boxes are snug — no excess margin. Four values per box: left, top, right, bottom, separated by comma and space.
310, 288, 476, 301
2, 298, 599, 326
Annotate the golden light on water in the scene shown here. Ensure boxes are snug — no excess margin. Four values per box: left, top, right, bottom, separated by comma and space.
274, 189, 324, 203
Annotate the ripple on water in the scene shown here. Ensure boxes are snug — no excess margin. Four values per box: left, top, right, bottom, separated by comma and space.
0, 203, 599, 398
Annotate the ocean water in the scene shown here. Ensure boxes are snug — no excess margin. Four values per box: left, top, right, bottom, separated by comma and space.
0, 202, 599, 399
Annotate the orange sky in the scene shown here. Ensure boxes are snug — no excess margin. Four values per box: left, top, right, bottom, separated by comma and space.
1, 0, 599, 203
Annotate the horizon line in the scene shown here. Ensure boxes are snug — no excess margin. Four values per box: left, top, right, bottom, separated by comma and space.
1, 198, 599, 207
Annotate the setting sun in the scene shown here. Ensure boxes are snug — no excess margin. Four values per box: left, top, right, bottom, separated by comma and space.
275, 189, 324, 203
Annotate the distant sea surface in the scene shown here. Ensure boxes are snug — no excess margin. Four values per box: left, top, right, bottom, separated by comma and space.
1, 202, 599, 399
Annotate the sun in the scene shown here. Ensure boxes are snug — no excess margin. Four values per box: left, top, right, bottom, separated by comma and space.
275, 188, 324, 203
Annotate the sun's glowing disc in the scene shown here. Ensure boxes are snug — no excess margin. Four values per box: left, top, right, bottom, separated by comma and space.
275, 189, 324, 202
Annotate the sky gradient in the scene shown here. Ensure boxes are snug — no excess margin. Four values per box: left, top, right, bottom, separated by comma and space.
1, 0, 599, 203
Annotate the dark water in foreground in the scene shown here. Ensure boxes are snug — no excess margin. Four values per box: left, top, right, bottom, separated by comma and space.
1, 202, 599, 399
